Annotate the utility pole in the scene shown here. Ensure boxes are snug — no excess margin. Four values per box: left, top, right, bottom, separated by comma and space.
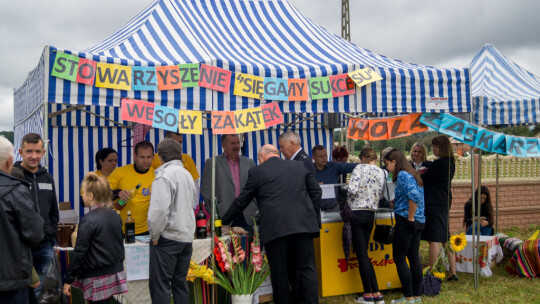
340, 0, 353, 154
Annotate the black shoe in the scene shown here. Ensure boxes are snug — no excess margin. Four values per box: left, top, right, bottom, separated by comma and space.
446, 274, 458, 282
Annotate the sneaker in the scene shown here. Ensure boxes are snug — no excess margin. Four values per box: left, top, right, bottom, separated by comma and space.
374, 295, 386, 304
390, 297, 415, 304
354, 296, 374, 303
414, 297, 422, 303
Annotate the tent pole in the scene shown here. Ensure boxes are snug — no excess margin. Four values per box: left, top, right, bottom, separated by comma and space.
211, 132, 217, 304
469, 113, 478, 290
43, 102, 49, 170
495, 153, 499, 232
475, 151, 483, 286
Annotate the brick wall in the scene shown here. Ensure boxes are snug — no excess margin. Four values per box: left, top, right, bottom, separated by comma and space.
448, 180, 540, 233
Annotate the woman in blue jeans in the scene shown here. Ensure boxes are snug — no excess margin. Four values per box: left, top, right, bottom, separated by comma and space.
384, 149, 425, 304
347, 148, 387, 304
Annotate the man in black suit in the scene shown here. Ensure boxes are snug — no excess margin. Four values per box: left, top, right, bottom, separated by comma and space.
278, 131, 316, 175
222, 145, 322, 304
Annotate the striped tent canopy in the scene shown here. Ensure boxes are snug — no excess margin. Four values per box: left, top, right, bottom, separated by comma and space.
13, 0, 471, 213
471, 44, 540, 126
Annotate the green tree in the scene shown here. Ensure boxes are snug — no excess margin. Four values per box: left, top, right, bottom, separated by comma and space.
0, 131, 14, 143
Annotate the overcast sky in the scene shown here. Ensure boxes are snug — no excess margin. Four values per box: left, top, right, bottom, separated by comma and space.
1, 0, 539, 131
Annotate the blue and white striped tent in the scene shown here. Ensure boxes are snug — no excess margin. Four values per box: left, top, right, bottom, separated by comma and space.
14, 0, 470, 213
471, 44, 540, 126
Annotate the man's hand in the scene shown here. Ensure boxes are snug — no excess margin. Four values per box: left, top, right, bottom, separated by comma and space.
30, 280, 40, 288
118, 190, 132, 202
63, 283, 71, 296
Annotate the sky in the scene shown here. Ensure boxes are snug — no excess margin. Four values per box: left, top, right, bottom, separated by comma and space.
1, 0, 539, 131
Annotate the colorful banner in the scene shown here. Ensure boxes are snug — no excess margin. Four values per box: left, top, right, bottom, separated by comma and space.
132, 66, 157, 91
178, 63, 199, 88
288, 79, 309, 101
420, 113, 540, 157
51, 52, 384, 100
198, 64, 231, 93
156, 66, 182, 90
348, 67, 383, 88
212, 103, 284, 134
234, 73, 264, 99
347, 113, 427, 141
122, 99, 283, 135
95, 62, 132, 90
309, 77, 333, 100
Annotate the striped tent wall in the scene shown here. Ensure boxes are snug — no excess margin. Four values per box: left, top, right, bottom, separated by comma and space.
470, 44, 540, 126
47, 104, 332, 214
48, 111, 332, 215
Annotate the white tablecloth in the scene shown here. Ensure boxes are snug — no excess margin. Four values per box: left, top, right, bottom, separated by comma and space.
454, 235, 503, 277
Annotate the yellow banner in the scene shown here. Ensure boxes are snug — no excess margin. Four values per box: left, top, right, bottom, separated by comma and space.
233, 73, 264, 99
95, 63, 132, 90
234, 108, 266, 133
178, 110, 202, 135
348, 67, 382, 88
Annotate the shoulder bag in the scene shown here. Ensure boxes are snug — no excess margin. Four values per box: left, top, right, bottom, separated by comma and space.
373, 208, 394, 244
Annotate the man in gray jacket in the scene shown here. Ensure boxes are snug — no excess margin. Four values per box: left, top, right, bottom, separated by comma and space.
0, 136, 44, 304
148, 138, 197, 304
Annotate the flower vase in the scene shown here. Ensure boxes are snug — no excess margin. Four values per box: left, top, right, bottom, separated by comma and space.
231, 294, 253, 304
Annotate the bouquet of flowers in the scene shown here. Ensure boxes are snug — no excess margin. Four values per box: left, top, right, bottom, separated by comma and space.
424, 232, 467, 279
212, 223, 270, 295
187, 260, 214, 284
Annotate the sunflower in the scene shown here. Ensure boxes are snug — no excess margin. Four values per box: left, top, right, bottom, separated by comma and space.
432, 271, 446, 280
450, 233, 467, 252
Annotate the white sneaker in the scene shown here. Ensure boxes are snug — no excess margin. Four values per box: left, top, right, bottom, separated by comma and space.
354, 296, 374, 303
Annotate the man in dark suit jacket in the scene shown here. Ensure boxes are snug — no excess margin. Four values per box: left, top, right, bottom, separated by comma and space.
278, 131, 316, 175
201, 134, 257, 233
222, 145, 322, 304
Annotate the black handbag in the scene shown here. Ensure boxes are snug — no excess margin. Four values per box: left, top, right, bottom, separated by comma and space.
378, 169, 391, 209
373, 209, 394, 244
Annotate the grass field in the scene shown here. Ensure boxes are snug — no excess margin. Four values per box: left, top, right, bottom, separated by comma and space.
318, 224, 540, 304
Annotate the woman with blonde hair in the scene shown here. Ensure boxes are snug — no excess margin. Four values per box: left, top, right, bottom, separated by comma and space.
409, 142, 431, 174
63, 172, 127, 303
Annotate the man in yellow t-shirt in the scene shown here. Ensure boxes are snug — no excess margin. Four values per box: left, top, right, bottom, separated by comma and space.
109, 140, 155, 235
151, 132, 200, 207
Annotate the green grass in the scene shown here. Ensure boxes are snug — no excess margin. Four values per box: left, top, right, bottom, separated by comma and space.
318, 224, 540, 304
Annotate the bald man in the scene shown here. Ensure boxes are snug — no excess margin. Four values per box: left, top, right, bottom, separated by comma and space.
222, 144, 321, 304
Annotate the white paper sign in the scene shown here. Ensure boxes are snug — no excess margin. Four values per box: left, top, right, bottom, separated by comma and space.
125, 244, 150, 281
320, 184, 336, 199
427, 97, 449, 110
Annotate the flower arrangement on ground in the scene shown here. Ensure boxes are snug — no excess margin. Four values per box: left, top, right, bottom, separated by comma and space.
212, 223, 270, 295
424, 233, 467, 280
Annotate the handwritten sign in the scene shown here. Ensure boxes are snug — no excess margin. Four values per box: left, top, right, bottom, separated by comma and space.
309, 77, 333, 100
132, 66, 157, 91
178, 63, 199, 87
264, 77, 289, 101
421, 113, 540, 157
95, 62, 132, 90
347, 114, 427, 141
329, 74, 355, 98
121, 98, 155, 125
234, 73, 264, 99
156, 66, 182, 90
348, 67, 383, 88
288, 79, 309, 101
178, 110, 202, 135
198, 64, 231, 93
125, 245, 150, 281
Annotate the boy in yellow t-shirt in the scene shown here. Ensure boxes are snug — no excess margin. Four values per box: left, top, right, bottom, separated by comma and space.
108, 141, 155, 235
